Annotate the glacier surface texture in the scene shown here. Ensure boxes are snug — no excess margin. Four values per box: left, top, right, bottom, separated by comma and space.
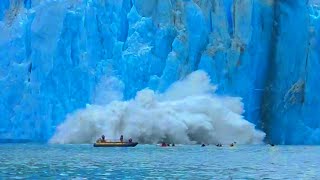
0, 0, 319, 144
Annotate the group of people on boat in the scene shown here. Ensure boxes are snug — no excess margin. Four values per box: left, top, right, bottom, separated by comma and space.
201, 142, 236, 147
96, 134, 133, 143
161, 142, 175, 147
159, 141, 238, 147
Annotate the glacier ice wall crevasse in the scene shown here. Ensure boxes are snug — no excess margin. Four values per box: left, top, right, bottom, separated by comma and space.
0, 0, 319, 144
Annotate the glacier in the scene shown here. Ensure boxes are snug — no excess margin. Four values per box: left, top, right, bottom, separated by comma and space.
0, 0, 319, 144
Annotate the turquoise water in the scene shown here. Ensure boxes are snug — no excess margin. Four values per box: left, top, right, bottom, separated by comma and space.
0, 144, 319, 179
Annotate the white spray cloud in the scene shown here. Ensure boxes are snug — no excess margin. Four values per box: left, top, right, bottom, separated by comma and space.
50, 70, 265, 144
92, 76, 124, 105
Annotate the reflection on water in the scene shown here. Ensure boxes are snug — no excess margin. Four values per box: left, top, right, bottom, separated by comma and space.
0, 144, 319, 179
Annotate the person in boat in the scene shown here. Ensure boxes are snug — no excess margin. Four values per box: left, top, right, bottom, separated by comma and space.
128, 138, 132, 143
161, 142, 167, 147
101, 135, 106, 143
120, 135, 124, 142
201, 144, 206, 147
172, 143, 175, 147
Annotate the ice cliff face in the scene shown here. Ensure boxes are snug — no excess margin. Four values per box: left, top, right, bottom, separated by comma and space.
0, 0, 319, 144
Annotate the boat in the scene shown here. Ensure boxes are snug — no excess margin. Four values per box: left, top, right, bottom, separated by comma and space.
94, 135, 138, 147
93, 141, 138, 147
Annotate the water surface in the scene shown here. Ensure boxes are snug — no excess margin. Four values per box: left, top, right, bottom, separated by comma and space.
0, 144, 319, 179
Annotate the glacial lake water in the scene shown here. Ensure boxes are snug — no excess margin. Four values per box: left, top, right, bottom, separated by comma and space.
0, 144, 319, 179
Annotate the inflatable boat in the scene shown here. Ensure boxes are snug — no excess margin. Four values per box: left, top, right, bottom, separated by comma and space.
93, 142, 138, 147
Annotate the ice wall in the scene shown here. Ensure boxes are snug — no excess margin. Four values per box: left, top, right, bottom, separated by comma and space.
0, 0, 319, 144
263, 1, 320, 144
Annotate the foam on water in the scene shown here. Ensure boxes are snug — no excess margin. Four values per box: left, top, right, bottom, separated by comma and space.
50, 71, 265, 144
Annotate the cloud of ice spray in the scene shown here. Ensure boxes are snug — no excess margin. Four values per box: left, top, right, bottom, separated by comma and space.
92, 76, 124, 105
50, 70, 265, 144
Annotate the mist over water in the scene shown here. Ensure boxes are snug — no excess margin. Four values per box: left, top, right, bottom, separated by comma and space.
50, 71, 265, 144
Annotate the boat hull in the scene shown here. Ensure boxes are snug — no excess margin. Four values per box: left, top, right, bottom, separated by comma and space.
93, 142, 138, 147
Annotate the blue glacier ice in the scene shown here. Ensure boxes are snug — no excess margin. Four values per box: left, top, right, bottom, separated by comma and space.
0, 0, 320, 144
